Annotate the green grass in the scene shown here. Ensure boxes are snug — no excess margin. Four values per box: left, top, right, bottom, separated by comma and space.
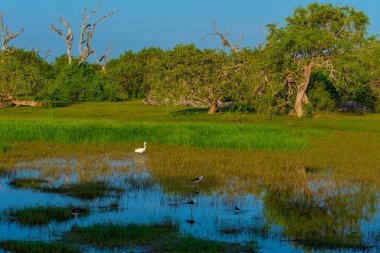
0, 241, 80, 253
65, 222, 249, 252
6, 205, 89, 226
9, 178, 122, 200
9, 178, 48, 189
0, 144, 7, 153
38, 181, 123, 200
0, 118, 323, 150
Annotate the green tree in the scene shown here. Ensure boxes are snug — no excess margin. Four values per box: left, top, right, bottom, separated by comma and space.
106, 47, 163, 100
149, 44, 234, 114
0, 48, 51, 98
48, 59, 108, 102
265, 3, 370, 116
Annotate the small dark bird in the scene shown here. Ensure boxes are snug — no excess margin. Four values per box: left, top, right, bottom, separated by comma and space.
186, 219, 196, 225
234, 205, 240, 213
71, 207, 87, 216
190, 176, 204, 183
185, 199, 197, 205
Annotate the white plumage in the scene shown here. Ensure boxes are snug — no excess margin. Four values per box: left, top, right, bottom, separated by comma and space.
135, 142, 147, 154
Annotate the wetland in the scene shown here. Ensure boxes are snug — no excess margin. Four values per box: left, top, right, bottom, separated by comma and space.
0, 102, 380, 252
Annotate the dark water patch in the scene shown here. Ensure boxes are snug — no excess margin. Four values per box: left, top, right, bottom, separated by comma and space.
0, 240, 80, 253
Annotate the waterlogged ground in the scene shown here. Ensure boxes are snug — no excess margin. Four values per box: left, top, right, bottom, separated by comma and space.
1, 154, 380, 253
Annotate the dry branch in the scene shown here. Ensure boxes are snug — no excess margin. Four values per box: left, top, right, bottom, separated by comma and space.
50, 16, 74, 64
79, 3, 116, 64
203, 20, 243, 53
0, 13, 24, 52
94, 44, 111, 72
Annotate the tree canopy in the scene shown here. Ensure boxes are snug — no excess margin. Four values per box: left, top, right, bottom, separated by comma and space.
0, 2, 379, 115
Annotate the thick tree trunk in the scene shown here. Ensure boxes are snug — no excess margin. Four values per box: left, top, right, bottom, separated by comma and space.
208, 99, 218, 114
294, 63, 312, 117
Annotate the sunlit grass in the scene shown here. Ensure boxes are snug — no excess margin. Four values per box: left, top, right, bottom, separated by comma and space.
0, 118, 322, 150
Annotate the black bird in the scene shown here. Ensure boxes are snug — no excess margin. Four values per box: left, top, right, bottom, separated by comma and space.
71, 207, 87, 216
234, 205, 241, 213
186, 219, 196, 225
185, 199, 197, 205
190, 176, 204, 183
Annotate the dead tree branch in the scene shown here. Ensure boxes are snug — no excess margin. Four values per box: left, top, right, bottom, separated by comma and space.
0, 13, 24, 52
203, 20, 243, 53
79, 3, 116, 64
50, 16, 74, 64
94, 44, 111, 72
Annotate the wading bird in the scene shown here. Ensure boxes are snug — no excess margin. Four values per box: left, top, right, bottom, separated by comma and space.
185, 199, 197, 205
135, 142, 147, 154
190, 176, 203, 183
186, 219, 196, 225
234, 205, 240, 213
71, 207, 87, 216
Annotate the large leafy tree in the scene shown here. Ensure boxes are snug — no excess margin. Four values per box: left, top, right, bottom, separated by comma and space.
266, 3, 370, 116
106, 47, 163, 99
149, 44, 234, 114
0, 48, 51, 98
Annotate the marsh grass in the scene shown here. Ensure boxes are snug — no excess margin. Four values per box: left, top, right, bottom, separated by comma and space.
9, 177, 123, 200
65, 222, 248, 252
0, 118, 319, 150
0, 144, 7, 153
9, 178, 48, 189
0, 241, 80, 253
38, 181, 123, 200
6, 205, 89, 226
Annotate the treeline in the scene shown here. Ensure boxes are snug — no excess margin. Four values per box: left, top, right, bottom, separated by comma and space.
1, 3, 380, 116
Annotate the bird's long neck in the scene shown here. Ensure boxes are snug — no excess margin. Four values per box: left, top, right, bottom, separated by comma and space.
143, 143, 146, 150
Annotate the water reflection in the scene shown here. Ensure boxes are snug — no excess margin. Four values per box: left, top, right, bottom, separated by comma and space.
0, 158, 379, 252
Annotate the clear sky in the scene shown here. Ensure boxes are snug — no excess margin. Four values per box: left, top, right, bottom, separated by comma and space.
1, 0, 379, 60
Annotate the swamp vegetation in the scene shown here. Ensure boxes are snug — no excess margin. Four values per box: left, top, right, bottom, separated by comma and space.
0, 102, 379, 252
0, 2, 380, 252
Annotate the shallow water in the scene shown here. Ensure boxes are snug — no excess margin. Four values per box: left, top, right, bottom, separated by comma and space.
0, 157, 379, 253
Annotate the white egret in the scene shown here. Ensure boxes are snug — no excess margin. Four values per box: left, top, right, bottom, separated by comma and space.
135, 142, 147, 154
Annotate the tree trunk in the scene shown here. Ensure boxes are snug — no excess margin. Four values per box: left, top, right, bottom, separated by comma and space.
294, 63, 312, 117
67, 44, 72, 64
208, 99, 218, 114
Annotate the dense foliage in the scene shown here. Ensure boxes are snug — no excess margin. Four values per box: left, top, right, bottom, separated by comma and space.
0, 3, 379, 115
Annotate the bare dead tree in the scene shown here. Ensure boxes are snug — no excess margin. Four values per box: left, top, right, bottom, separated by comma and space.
94, 44, 111, 72
50, 16, 74, 64
0, 13, 24, 53
203, 20, 243, 53
79, 3, 116, 64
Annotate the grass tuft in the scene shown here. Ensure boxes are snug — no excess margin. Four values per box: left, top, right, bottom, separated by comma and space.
38, 181, 123, 200
0, 241, 80, 253
65, 222, 249, 252
6, 205, 89, 226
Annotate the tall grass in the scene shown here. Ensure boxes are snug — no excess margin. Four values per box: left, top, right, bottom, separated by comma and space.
0, 119, 324, 150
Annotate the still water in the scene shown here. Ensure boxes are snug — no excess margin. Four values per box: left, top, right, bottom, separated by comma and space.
0, 157, 379, 252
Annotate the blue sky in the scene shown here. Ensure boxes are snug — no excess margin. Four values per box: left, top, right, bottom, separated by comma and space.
1, 0, 379, 60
